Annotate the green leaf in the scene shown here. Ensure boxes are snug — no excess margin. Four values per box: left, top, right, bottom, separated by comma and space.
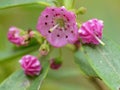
28, 61, 49, 90
75, 48, 98, 77
81, 38, 120, 90
48, 68, 80, 78
41, 79, 97, 90
0, 70, 30, 90
0, 0, 54, 9
0, 61, 49, 90
0, 44, 39, 62
63, 0, 75, 9
0, 38, 39, 62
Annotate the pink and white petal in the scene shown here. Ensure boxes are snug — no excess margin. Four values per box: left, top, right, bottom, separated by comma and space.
47, 30, 67, 47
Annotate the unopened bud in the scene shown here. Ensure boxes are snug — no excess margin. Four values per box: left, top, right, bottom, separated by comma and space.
19, 55, 42, 76
39, 43, 49, 56
7, 26, 28, 46
76, 7, 87, 15
50, 58, 62, 70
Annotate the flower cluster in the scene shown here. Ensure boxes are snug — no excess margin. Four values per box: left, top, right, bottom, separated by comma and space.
7, 6, 104, 76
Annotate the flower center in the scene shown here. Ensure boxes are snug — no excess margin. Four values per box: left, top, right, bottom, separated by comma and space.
49, 18, 65, 32
56, 18, 65, 27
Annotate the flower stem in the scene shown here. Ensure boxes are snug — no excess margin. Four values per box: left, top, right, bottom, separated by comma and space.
89, 77, 108, 90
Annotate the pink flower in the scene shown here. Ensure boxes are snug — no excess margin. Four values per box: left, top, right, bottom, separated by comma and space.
19, 55, 42, 76
36, 6, 78, 47
7, 27, 27, 46
78, 19, 104, 45
50, 58, 62, 70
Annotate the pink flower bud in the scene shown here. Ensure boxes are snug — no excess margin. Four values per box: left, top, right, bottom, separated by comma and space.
7, 26, 27, 46
19, 55, 42, 76
50, 58, 62, 70
79, 19, 104, 45
28, 30, 35, 38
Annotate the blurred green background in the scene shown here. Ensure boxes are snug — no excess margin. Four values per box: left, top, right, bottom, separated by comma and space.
0, 0, 120, 90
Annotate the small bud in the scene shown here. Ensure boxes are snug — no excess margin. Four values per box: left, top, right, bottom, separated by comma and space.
50, 58, 62, 70
19, 55, 42, 76
76, 7, 87, 15
7, 26, 29, 46
39, 43, 49, 56
78, 18, 104, 45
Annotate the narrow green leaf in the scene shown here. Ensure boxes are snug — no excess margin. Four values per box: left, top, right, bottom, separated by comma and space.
0, 70, 30, 90
0, 0, 54, 9
0, 45, 39, 62
0, 61, 49, 90
75, 48, 98, 77
48, 68, 80, 78
28, 61, 49, 90
82, 38, 120, 90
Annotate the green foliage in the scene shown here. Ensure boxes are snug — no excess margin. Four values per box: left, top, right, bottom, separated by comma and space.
0, 45, 39, 62
75, 48, 98, 77
0, 0, 54, 9
0, 61, 49, 90
75, 37, 120, 90
0, 70, 30, 90
0, 0, 120, 90
63, 0, 75, 9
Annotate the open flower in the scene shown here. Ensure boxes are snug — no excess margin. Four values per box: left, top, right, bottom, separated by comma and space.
19, 55, 42, 76
36, 6, 78, 47
78, 18, 104, 45
7, 27, 27, 46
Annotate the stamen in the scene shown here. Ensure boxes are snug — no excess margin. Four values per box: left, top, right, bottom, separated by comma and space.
50, 24, 59, 32
93, 35, 105, 46
84, 28, 105, 45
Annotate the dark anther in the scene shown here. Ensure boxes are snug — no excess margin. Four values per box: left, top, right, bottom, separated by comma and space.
66, 36, 68, 38
48, 31, 51, 33
52, 9, 55, 11
61, 9, 64, 11
71, 31, 73, 33
56, 14, 58, 16
57, 34, 60, 37
67, 18, 70, 21
45, 22, 47, 25
67, 25, 70, 28
45, 15, 48, 18
51, 21, 54, 23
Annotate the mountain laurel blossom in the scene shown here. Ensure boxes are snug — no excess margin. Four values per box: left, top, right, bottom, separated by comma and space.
36, 6, 78, 47
7, 6, 105, 78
